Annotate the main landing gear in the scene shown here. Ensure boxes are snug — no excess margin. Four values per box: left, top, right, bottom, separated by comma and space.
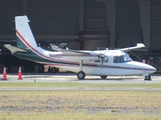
77, 71, 86, 80
77, 60, 86, 80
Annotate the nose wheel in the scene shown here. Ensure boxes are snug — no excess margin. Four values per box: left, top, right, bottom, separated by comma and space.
77, 71, 85, 80
144, 74, 151, 81
100, 75, 107, 79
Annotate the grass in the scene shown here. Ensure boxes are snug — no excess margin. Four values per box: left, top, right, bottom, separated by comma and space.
0, 111, 161, 120
0, 91, 161, 119
0, 81, 160, 119
0, 82, 161, 89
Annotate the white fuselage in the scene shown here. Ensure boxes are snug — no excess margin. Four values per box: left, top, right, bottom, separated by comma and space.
35, 47, 156, 76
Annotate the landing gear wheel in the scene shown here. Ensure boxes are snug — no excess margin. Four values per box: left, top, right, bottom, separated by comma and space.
144, 74, 151, 81
77, 71, 85, 80
100, 76, 107, 79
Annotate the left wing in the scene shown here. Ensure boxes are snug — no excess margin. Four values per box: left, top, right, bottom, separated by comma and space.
121, 43, 145, 51
51, 45, 99, 61
51, 45, 90, 56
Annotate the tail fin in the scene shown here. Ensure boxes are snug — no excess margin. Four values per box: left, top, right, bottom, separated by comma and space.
15, 16, 38, 50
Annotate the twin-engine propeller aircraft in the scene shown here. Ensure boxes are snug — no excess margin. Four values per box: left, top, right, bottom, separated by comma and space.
5, 16, 156, 80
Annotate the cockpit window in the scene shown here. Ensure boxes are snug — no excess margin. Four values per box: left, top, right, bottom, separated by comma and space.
113, 56, 125, 63
113, 54, 132, 63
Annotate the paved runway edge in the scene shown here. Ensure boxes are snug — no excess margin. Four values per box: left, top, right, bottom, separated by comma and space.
0, 73, 161, 91
0, 87, 161, 91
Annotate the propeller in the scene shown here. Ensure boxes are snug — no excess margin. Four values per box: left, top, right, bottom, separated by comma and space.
99, 54, 105, 67
97, 48, 108, 67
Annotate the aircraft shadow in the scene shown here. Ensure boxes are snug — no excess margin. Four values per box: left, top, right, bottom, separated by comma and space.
77, 77, 137, 81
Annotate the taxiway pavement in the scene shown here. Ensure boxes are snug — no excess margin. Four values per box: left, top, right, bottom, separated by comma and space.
0, 73, 161, 83
0, 73, 161, 91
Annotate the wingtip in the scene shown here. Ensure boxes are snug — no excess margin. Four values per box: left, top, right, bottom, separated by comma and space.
137, 43, 145, 48
4, 44, 11, 47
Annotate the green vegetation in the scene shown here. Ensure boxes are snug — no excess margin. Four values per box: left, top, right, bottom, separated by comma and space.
0, 82, 161, 89
0, 81, 160, 119
0, 111, 161, 120
0, 91, 161, 120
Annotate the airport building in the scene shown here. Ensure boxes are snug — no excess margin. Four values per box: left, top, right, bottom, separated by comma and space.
0, 0, 161, 72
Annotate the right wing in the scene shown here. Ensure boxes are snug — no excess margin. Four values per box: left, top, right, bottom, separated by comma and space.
121, 43, 145, 52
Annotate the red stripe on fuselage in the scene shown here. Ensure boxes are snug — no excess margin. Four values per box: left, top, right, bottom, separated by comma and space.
16, 30, 79, 64
16, 30, 53, 60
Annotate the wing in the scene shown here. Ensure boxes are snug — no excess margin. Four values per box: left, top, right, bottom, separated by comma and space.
51, 46, 99, 61
4, 44, 28, 53
121, 43, 145, 51
51, 45, 90, 56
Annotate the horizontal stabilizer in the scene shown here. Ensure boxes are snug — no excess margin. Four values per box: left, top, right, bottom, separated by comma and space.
51, 45, 61, 51
121, 43, 145, 51
4, 44, 28, 54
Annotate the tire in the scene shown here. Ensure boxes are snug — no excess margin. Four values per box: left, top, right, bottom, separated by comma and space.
100, 75, 107, 79
77, 71, 85, 80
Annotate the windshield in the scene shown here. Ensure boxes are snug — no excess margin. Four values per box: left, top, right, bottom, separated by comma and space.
124, 53, 132, 62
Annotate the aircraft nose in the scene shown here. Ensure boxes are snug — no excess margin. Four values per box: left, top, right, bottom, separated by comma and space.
152, 66, 157, 72
146, 65, 157, 74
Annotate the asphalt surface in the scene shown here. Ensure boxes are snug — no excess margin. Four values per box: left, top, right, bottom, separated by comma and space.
0, 73, 161, 91
0, 72, 161, 82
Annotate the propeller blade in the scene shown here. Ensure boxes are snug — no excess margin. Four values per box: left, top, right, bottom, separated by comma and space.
101, 57, 104, 67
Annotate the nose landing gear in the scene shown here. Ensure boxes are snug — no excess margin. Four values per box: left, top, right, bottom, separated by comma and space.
144, 74, 151, 81
100, 75, 107, 79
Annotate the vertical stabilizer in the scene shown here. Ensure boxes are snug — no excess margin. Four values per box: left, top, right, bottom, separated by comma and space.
15, 16, 38, 50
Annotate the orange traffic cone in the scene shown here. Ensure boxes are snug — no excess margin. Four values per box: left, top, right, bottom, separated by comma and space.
17, 66, 22, 80
2, 66, 7, 80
